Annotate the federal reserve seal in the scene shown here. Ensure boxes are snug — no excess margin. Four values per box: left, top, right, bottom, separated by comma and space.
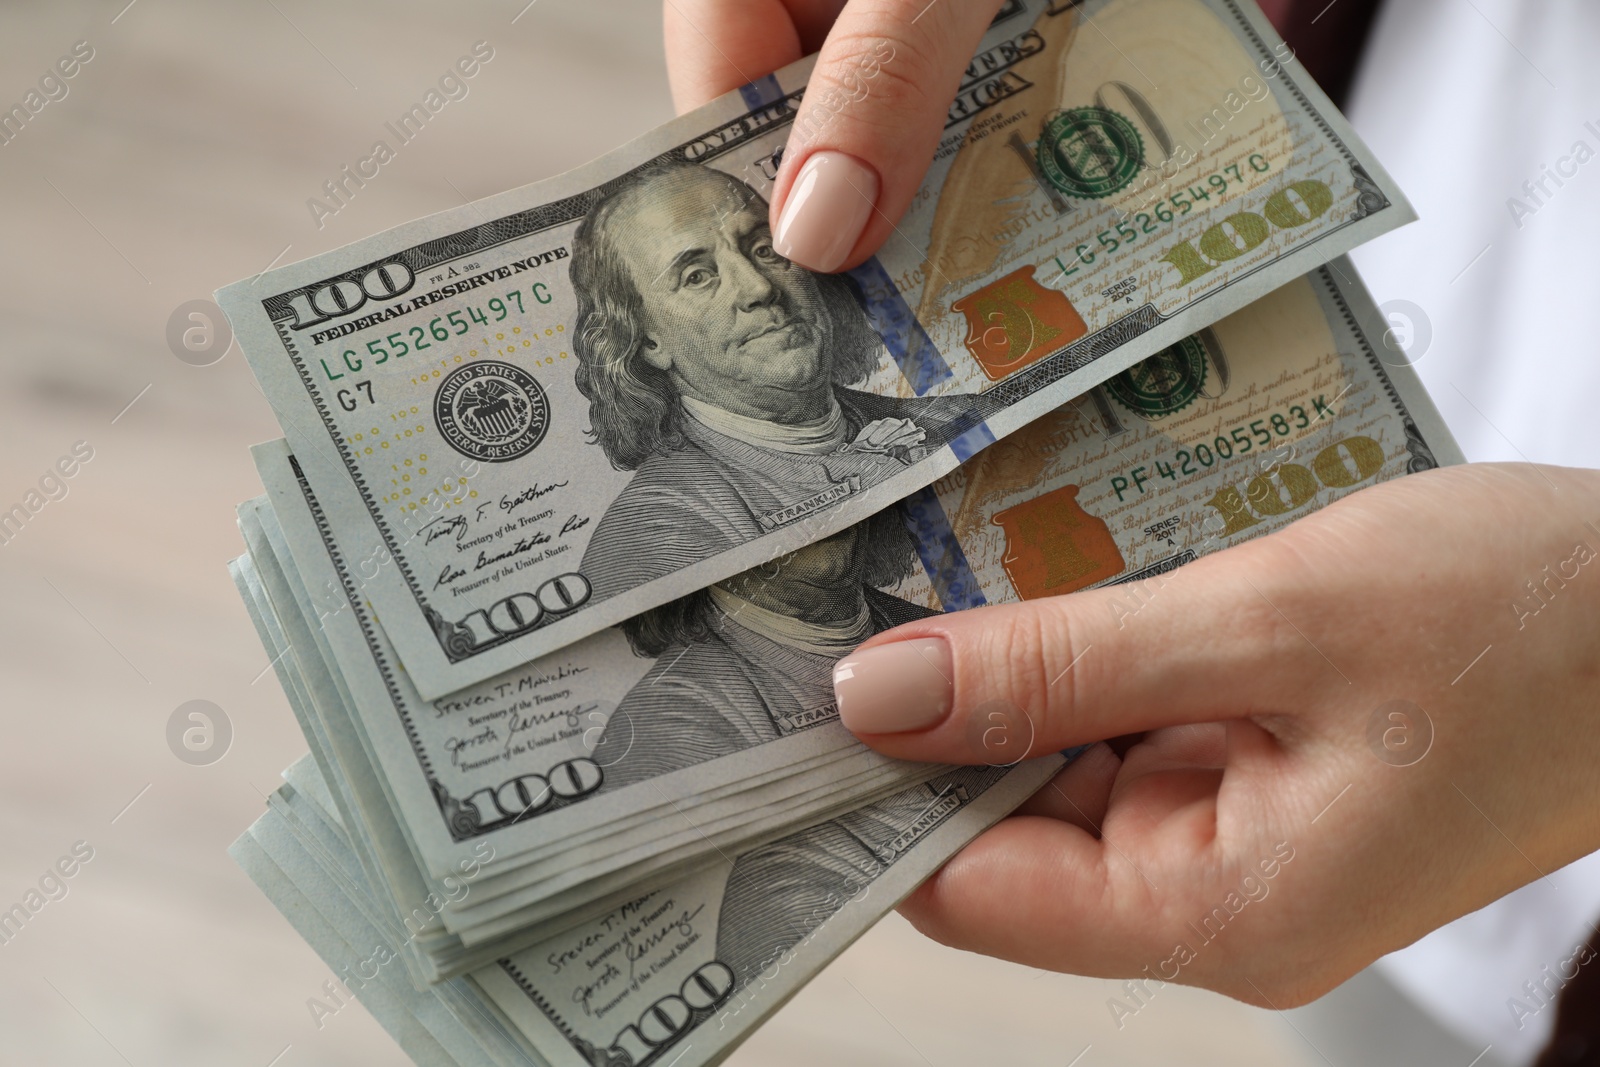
433, 360, 550, 462
1105, 335, 1209, 418
1036, 107, 1145, 200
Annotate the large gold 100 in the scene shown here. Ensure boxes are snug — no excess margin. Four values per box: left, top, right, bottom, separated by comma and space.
1205, 435, 1387, 536
1085, 80, 1336, 292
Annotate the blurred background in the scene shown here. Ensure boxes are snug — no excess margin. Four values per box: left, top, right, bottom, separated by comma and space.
0, 1, 1591, 1065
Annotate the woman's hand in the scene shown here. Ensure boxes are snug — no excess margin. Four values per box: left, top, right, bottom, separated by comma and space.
662, 0, 1008, 273
833, 463, 1600, 1007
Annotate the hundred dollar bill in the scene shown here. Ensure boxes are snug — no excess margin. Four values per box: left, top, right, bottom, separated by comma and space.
238, 479, 950, 967
218, 0, 1414, 699
240, 257, 1457, 969
252, 441, 949, 890
236, 754, 1063, 1067
475, 765, 1056, 1067
892, 259, 1463, 614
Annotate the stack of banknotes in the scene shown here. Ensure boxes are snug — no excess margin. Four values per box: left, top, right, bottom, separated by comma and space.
218, 1, 1463, 1063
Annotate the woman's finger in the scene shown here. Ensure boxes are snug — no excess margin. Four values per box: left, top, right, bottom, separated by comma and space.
898, 815, 1163, 979
664, 0, 804, 113
1013, 742, 1121, 831
768, 0, 1010, 271
664, 0, 850, 112
832, 539, 1316, 765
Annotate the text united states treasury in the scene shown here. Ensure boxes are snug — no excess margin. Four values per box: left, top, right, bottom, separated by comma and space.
219, 0, 1413, 699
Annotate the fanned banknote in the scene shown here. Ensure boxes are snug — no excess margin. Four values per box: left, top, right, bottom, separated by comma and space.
218, 0, 1414, 699
230, 259, 1459, 984
237, 754, 1062, 1067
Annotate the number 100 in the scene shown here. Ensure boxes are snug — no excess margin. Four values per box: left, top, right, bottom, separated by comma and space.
1204, 434, 1385, 536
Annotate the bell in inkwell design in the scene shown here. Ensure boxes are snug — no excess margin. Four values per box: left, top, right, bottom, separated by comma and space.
991, 484, 1126, 600
951, 264, 1088, 381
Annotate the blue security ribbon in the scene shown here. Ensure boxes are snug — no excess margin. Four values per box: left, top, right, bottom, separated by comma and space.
900, 486, 988, 612
739, 75, 785, 111
846, 258, 954, 396
948, 420, 997, 464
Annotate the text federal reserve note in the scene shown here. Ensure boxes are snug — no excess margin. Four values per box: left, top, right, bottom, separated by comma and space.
219, 0, 1413, 698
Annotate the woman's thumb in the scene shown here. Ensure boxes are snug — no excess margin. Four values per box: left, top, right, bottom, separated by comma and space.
833, 555, 1290, 764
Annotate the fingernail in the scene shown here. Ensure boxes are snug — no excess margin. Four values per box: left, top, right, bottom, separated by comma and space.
834, 638, 953, 735
773, 151, 879, 273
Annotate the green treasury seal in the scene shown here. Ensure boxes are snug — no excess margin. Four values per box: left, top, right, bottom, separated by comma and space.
1105, 335, 1209, 418
1036, 107, 1145, 200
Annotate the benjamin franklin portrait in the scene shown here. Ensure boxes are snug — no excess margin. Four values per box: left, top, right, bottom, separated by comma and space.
590, 511, 937, 790
570, 160, 993, 605
710, 766, 1008, 992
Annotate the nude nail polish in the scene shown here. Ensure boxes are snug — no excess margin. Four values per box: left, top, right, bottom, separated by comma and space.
834, 638, 953, 735
773, 151, 880, 273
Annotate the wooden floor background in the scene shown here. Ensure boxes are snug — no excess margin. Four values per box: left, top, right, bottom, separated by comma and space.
0, 2, 1320, 1063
